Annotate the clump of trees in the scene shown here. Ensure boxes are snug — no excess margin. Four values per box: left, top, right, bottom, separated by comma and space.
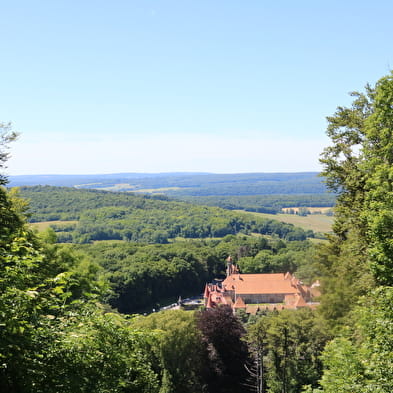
307, 72, 393, 392
247, 308, 329, 393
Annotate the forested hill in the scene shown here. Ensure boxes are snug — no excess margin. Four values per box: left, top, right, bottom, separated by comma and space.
12, 172, 335, 214
10, 171, 328, 195
18, 185, 312, 243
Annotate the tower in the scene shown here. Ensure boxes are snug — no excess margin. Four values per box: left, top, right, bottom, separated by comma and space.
226, 255, 234, 277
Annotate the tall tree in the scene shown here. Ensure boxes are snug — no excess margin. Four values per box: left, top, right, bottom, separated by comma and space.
315, 72, 393, 391
317, 82, 376, 327
361, 73, 393, 284
196, 305, 250, 393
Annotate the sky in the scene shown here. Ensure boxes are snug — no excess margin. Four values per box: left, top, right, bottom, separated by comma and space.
2, 0, 393, 175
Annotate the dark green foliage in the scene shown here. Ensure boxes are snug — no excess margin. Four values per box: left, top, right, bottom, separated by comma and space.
238, 240, 318, 281
89, 242, 211, 313
196, 306, 250, 393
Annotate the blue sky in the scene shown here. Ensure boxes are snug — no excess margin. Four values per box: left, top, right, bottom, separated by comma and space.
2, 1, 393, 175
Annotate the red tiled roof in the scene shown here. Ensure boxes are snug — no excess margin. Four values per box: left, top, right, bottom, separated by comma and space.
222, 273, 302, 295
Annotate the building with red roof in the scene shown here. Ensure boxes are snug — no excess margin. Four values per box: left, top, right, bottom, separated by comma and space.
203, 257, 320, 313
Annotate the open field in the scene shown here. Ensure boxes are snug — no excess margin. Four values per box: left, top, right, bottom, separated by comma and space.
240, 211, 334, 233
98, 183, 138, 191
134, 187, 182, 193
282, 207, 333, 214
30, 220, 78, 231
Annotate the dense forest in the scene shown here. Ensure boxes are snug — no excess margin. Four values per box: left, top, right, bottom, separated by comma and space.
9, 172, 328, 196
1, 72, 393, 392
177, 193, 335, 214
19, 186, 314, 243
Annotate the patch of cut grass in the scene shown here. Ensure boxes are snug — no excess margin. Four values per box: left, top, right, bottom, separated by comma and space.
30, 220, 78, 231
29, 220, 78, 231
239, 211, 333, 233
282, 206, 333, 213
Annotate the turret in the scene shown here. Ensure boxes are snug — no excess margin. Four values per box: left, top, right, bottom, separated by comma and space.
226, 255, 233, 277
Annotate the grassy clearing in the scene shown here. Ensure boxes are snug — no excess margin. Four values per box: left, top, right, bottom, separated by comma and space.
95, 184, 183, 193
240, 211, 334, 233
134, 187, 182, 193
99, 183, 138, 191
30, 220, 78, 231
282, 207, 333, 213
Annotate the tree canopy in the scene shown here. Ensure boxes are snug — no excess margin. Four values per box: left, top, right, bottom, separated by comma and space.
314, 72, 393, 391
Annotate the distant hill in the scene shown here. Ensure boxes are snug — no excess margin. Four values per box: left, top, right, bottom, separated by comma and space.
8, 172, 209, 188
9, 172, 328, 196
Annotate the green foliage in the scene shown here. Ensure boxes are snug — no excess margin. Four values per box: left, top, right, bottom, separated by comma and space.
247, 309, 329, 393
196, 306, 250, 393
315, 72, 393, 392
131, 310, 206, 393
0, 185, 160, 392
20, 186, 312, 243
238, 241, 318, 283
41, 311, 159, 393
317, 80, 376, 326
319, 288, 393, 393
361, 74, 393, 285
